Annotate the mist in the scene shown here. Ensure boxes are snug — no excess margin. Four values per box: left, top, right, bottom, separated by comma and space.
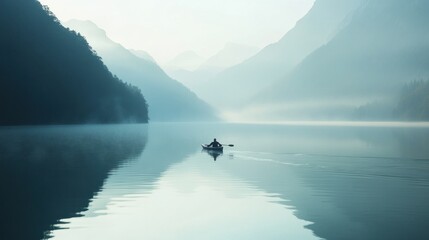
244, 0, 429, 122
38, 0, 315, 64
183, 0, 429, 122
3, 1, 429, 239
64, 20, 218, 122
5, 0, 429, 124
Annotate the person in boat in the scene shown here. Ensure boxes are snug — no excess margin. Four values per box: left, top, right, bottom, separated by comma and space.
208, 138, 222, 148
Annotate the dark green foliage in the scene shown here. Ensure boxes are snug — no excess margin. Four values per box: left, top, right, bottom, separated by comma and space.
353, 101, 394, 120
395, 80, 429, 120
0, 0, 148, 125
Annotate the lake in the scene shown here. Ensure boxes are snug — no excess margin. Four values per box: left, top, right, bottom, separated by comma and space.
1, 123, 428, 240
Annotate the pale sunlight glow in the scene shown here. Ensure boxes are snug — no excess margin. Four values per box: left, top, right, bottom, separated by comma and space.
38, 0, 315, 63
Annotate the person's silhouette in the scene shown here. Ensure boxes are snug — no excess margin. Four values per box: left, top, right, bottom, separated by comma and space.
208, 138, 222, 147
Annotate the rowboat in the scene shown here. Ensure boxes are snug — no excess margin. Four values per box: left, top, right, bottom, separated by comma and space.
201, 144, 223, 151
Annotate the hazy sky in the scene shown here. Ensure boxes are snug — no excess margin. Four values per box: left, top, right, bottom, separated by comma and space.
39, 0, 314, 63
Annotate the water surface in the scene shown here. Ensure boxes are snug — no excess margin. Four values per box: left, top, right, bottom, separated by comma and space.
1, 123, 428, 240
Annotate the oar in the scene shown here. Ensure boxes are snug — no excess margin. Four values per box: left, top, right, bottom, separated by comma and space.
222, 144, 234, 147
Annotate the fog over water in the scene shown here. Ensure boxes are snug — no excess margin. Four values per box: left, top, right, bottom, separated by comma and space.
2, 1, 429, 239
1, 123, 427, 240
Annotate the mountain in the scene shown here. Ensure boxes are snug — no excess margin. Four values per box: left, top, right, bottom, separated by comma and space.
129, 49, 156, 63
0, 0, 148, 125
168, 43, 259, 96
394, 80, 429, 120
65, 20, 218, 121
198, 43, 260, 73
248, 0, 429, 120
165, 50, 205, 72
201, 0, 363, 108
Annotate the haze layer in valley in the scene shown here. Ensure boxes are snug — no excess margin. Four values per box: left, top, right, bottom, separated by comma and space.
187, 0, 429, 121
65, 20, 218, 122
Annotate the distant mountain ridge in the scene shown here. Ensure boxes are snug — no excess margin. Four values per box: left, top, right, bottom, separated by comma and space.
65, 20, 218, 121
168, 43, 260, 95
129, 49, 156, 63
202, 0, 363, 108
198, 42, 260, 72
165, 50, 206, 72
247, 0, 429, 120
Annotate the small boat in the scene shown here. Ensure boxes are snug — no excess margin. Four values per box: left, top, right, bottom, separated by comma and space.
201, 144, 223, 151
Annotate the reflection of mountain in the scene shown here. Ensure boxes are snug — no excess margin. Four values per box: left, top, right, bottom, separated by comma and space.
131, 123, 203, 177
220, 126, 429, 240
65, 20, 217, 122
45, 123, 209, 239
0, 125, 147, 240
60, 123, 206, 218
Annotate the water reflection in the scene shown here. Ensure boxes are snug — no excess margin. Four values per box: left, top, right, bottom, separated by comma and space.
3, 123, 429, 240
49, 148, 319, 240
202, 149, 223, 161
0, 124, 147, 240
47, 123, 429, 240
217, 124, 429, 240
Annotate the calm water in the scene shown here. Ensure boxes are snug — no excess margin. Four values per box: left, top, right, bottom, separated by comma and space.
1, 123, 429, 240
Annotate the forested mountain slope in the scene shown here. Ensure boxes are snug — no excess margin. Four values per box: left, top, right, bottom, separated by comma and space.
66, 20, 218, 121
0, 0, 148, 125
